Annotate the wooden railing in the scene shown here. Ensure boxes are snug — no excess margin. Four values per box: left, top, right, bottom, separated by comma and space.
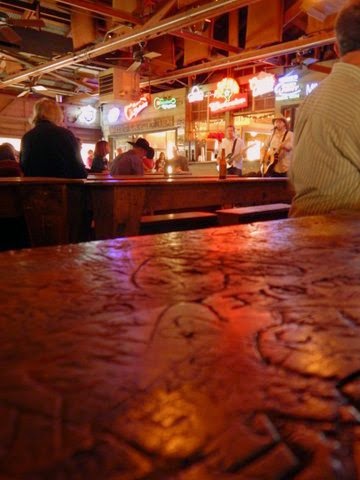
0, 176, 294, 247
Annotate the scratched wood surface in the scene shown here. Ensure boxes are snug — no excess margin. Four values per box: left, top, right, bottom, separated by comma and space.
0, 213, 360, 479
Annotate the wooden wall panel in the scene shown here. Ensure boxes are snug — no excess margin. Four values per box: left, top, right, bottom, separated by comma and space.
246, 0, 283, 49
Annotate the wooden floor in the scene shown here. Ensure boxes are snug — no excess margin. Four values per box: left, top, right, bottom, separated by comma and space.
0, 213, 360, 479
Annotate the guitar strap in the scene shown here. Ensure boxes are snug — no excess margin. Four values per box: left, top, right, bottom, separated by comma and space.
281, 130, 288, 144
231, 138, 237, 156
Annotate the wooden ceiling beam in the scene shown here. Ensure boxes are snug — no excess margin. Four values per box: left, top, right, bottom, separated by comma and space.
172, 29, 242, 53
56, 0, 142, 25
284, 0, 304, 27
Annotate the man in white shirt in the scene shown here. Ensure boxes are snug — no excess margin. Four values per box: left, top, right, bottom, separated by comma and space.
221, 125, 246, 175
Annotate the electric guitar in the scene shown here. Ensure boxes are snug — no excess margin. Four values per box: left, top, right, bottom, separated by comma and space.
226, 143, 255, 168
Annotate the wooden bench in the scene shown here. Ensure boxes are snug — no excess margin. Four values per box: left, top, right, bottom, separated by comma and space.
216, 203, 291, 226
140, 211, 218, 235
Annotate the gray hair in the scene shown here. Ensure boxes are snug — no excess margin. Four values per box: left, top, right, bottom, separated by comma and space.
335, 1, 360, 56
32, 98, 64, 126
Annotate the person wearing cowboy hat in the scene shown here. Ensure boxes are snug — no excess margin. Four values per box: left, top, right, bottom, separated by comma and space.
110, 137, 153, 176
261, 115, 294, 177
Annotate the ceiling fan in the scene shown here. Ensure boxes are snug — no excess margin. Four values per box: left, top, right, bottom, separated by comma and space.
17, 77, 50, 98
106, 42, 161, 72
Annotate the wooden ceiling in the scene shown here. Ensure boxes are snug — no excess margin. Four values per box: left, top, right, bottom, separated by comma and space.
0, 0, 343, 100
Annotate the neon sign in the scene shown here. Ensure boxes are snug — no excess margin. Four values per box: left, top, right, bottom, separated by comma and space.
154, 96, 177, 110
78, 105, 97, 124
107, 107, 120, 124
249, 72, 275, 97
124, 94, 149, 121
209, 77, 248, 113
187, 85, 204, 103
305, 82, 319, 96
275, 74, 301, 101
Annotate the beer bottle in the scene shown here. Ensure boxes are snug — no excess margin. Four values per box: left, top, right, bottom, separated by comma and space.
219, 148, 227, 179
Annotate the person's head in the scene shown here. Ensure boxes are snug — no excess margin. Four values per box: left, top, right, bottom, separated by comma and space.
116, 147, 123, 155
335, 1, 360, 57
158, 152, 165, 161
225, 125, 236, 140
32, 98, 63, 126
87, 149, 94, 158
146, 147, 155, 160
94, 140, 109, 158
0, 143, 16, 161
127, 137, 152, 159
272, 116, 289, 131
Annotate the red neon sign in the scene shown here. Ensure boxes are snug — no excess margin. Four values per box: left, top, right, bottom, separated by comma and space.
209, 77, 248, 113
124, 94, 150, 121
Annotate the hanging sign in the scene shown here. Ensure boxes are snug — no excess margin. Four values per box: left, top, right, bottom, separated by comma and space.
124, 94, 150, 121
107, 106, 121, 124
154, 96, 177, 110
275, 74, 301, 101
249, 72, 275, 97
187, 85, 204, 103
209, 77, 248, 113
78, 105, 97, 124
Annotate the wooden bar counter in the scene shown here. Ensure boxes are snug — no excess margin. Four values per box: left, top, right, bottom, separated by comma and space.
0, 213, 360, 478
87, 176, 292, 238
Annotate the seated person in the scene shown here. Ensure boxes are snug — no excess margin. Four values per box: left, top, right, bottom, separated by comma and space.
143, 147, 155, 172
0, 143, 22, 177
87, 149, 94, 169
110, 138, 152, 176
155, 152, 166, 172
172, 147, 189, 173
20, 98, 87, 179
90, 140, 110, 173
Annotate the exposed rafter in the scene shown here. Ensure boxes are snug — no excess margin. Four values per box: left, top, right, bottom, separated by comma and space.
0, 0, 260, 88
172, 29, 242, 54
56, 0, 142, 25
139, 30, 336, 87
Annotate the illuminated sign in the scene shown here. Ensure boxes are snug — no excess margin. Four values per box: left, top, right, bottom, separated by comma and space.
154, 96, 177, 110
209, 77, 248, 113
124, 94, 149, 121
107, 107, 121, 124
249, 72, 275, 97
275, 74, 301, 101
214, 77, 239, 101
187, 85, 204, 103
78, 105, 97, 124
209, 94, 248, 112
305, 82, 319, 96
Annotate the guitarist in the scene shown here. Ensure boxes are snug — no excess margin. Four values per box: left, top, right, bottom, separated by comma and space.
261, 116, 294, 177
221, 125, 246, 175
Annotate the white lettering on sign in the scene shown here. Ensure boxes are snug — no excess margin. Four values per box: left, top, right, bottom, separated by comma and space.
209, 93, 248, 113
305, 82, 319, 96
249, 72, 275, 97
187, 85, 204, 103
275, 74, 301, 101
124, 95, 149, 121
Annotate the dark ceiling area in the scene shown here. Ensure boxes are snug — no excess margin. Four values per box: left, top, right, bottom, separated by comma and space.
0, 0, 342, 101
